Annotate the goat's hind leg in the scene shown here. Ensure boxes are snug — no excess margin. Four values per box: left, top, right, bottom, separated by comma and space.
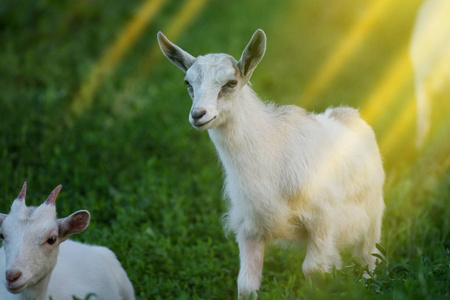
353, 243, 380, 279
353, 217, 382, 276
237, 235, 265, 299
353, 242, 380, 273
302, 229, 342, 276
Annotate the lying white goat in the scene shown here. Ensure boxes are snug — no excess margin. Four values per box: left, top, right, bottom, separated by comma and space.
0, 182, 135, 300
158, 29, 385, 299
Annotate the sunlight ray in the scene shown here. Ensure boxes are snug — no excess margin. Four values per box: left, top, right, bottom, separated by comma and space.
380, 97, 416, 155
298, 0, 392, 107
429, 116, 450, 167
136, 0, 209, 77
360, 45, 411, 124
71, 0, 168, 115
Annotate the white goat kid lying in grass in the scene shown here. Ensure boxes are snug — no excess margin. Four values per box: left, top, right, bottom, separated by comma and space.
0, 182, 135, 300
158, 29, 385, 299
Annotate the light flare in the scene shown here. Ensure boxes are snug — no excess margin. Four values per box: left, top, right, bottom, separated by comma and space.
360, 45, 411, 124
136, 0, 209, 77
299, 0, 392, 107
71, 0, 168, 115
380, 97, 416, 155
409, 0, 450, 146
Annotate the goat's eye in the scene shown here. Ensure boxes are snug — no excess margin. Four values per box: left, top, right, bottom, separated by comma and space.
47, 236, 57, 245
184, 80, 191, 88
0, 234, 4, 240
226, 80, 237, 88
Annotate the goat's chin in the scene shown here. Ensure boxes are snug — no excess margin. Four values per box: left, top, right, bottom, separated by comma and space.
6, 273, 36, 294
6, 281, 28, 294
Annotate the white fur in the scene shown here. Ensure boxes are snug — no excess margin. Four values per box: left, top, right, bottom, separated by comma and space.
410, 0, 450, 146
0, 184, 135, 300
158, 29, 385, 299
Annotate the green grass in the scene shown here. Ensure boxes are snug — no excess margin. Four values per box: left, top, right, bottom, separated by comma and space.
0, 0, 449, 299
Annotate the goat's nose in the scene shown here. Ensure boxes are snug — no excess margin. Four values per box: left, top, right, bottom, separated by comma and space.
191, 109, 207, 120
6, 269, 22, 283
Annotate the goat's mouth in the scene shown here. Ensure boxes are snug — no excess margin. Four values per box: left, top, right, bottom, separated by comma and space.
193, 116, 217, 129
7, 281, 27, 294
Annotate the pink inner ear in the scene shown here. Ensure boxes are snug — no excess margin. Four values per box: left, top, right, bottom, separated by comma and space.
71, 214, 88, 230
60, 211, 90, 238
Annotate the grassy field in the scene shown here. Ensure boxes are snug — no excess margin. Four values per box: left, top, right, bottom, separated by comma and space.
0, 0, 449, 299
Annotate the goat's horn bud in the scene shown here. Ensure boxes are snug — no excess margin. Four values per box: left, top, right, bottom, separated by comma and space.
45, 185, 62, 205
17, 181, 27, 202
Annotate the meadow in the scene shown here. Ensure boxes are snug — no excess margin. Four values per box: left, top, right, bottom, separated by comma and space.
0, 0, 449, 299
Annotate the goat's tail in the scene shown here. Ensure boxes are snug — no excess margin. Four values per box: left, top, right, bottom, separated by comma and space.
326, 106, 364, 127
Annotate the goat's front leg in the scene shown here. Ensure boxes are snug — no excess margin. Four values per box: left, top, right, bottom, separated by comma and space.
237, 235, 265, 299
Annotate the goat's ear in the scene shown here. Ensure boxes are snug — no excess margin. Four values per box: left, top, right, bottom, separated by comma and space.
238, 29, 266, 79
58, 210, 90, 242
0, 213, 7, 227
158, 31, 195, 73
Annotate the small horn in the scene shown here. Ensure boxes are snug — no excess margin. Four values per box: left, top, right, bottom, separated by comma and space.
45, 185, 62, 205
17, 182, 27, 202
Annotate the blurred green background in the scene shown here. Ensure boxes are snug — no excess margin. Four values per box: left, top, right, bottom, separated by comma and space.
0, 0, 449, 299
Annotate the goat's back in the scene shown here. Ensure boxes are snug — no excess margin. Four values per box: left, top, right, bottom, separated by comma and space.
315, 106, 384, 192
48, 240, 135, 300
283, 106, 384, 198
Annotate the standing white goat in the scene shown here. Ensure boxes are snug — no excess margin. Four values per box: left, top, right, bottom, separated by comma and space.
158, 29, 385, 299
409, 0, 450, 147
0, 182, 135, 300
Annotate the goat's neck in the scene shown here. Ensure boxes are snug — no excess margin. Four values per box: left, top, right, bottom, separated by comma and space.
20, 269, 52, 300
208, 85, 273, 167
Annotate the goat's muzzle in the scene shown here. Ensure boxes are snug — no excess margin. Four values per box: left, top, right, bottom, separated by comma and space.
5, 269, 25, 293
6, 269, 21, 283
191, 109, 207, 120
